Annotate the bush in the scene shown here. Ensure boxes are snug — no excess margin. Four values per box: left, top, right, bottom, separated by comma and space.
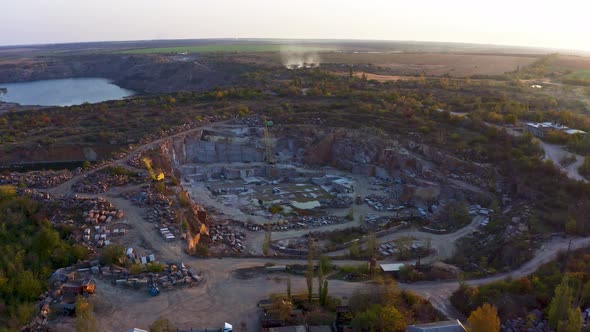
269, 204, 284, 214
101, 245, 125, 265
130, 264, 145, 275
0, 185, 16, 202
195, 243, 209, 257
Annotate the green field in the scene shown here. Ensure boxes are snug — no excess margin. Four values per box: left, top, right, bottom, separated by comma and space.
117, 44, 333, 54
565, 69, 590, 80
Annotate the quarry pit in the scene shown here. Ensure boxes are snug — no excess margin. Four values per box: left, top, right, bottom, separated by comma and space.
171, 119, 494, 256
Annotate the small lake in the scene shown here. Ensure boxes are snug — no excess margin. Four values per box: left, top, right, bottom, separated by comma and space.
0, 78, 134, 106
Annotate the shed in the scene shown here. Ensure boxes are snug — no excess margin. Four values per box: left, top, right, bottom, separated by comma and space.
380, 263, 405, 273
406, 320, 467, 332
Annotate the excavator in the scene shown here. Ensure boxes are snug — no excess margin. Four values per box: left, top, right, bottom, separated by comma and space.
142, 157, 165, 181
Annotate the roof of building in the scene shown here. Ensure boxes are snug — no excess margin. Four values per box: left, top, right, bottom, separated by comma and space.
564, 129, 586, 135
406, 319, 467, 332
380, 263, 405, 272
268, 326, 307, 332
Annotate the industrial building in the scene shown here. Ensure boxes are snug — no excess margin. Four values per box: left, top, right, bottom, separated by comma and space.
523, 122, 586, 138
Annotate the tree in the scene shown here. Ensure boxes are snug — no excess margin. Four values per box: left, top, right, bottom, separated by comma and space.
75, 296, 98, 332
560, 307, 582, 332
0, 185, 16, 202
100, 245, 125, 265
149, 317, 176, 332
319, 255, 332, 274
0, 88, 6, 102
262, 224, 271, 255
376, 305, 406, 332
318, 260, 324, 303
467, 303, 500, 332
321, 280, 329, 306
349, 241, 360, 258
286, 275, 291, 299
270, 295, 293, 322
548, 277, 574, 330
367, 232, 378, 258
306, 238, 314, 302
448, 201, 470, 226
351, 308, 377, 332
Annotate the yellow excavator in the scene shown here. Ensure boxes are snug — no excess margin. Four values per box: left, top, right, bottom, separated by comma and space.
142, 157, 165, 181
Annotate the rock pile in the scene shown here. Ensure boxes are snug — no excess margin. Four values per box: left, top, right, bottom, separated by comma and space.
210, 224, 246, 253
73, 170, 140, 193
501, 310, 550, 332
0, 169, 77, 188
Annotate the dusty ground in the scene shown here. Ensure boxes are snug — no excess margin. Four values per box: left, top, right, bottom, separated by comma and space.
49, 234, 590, 331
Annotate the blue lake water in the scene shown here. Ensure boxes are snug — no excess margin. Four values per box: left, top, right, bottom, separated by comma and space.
0, 78, 135, 106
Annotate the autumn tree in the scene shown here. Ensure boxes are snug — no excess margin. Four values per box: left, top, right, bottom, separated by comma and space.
548, 276, 574, 330
270, 295, 293, 322
349, 241, 360, 258
560, 307, 582, 332
306, 238, 314, 302
262, 224, 271, 255
467, 303, 500, 332
75, 296, 98, 332
318, 259, 324, 303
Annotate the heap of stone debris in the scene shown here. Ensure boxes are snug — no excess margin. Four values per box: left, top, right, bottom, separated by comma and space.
210, 224, 246, 253
73, 170, 140, 193
501, 310, 550, 332
0, 169, 77, 188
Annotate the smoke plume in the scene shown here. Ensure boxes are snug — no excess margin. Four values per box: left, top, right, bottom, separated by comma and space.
280, 46, 321, 69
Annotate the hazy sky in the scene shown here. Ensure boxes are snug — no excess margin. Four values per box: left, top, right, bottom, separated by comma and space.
2, 0, 589, 51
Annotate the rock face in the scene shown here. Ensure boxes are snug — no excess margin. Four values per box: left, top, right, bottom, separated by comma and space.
186, 139, 264, 163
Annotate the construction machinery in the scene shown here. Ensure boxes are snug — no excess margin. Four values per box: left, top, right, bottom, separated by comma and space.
142, 157, 165, 181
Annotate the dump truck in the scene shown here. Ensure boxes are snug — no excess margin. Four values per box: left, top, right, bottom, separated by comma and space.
63, 278, 96, 295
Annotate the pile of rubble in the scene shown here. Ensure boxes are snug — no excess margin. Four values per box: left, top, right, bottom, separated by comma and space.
229, 114, 263, 126
130, 189, 178, 233
136, 115, 222, 145
320, 195, 353, 209
127, 152, 146, 169
364, 194, 405, 212
111, 262, 203, 290
501, 310, 550, 332
0, 169, 78, 188
209, 224, 246, 253
73, 170, 140, 193
239, 215, 351, 232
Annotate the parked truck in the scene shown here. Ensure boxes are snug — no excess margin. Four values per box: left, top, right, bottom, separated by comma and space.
63, 278, 96, 296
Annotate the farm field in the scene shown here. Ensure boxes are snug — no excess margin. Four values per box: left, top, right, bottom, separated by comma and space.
117, 44, 334, 54
564, 69, 590, 80
548, 55, 590, 70
324, 52, 539, 76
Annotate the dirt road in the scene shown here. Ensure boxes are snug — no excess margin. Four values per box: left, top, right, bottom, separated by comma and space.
58, 233, 589, 332
46, 120, 228, 197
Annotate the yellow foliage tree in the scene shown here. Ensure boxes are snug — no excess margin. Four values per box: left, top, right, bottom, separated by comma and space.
467, 303, 500, 332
